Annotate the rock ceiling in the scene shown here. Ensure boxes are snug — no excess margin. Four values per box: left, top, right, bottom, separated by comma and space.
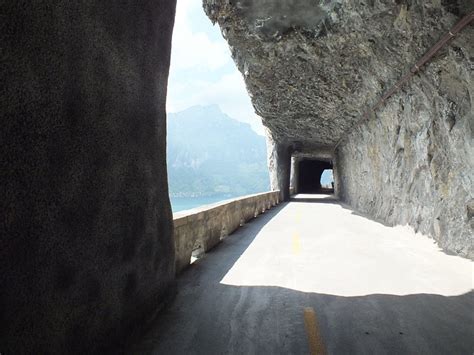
203, 0, 469, 150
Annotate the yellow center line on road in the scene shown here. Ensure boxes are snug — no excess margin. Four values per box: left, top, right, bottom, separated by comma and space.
304, 307, 326, 355
292, 233, 301, 254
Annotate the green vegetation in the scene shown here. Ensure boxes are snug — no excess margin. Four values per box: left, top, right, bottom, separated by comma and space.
167, 105, 270, 198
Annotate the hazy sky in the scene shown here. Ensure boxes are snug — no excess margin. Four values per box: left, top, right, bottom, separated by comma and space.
167, 0, 265, 135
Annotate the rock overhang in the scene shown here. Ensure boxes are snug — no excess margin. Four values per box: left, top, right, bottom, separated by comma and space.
203, 0, 469, 151
225, 0, 334, 40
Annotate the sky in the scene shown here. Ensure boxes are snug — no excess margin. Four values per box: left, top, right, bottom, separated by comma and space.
321, 169, 334, 185
167, 0, 265, 135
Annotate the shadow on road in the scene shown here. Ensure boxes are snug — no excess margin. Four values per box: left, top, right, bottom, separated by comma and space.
129, 199, 474, 355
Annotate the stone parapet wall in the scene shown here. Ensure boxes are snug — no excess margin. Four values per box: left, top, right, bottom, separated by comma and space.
173, 191, 280, 273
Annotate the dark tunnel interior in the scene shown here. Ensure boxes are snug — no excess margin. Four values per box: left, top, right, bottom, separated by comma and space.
298, 159, 333, 193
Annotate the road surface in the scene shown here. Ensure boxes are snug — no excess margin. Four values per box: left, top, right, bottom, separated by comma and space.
133, 194, 473, 354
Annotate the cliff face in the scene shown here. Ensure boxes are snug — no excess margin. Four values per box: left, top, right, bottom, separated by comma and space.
337, 30, 474, 257
204, 0, 471, 147
2, 1, 176, 352
203, 0, 473, 257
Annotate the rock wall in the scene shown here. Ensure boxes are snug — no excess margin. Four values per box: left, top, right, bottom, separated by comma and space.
266, 132, 291, 201
1, 1, 176, 353
337, 24, 473, 258
203, 0, 473, 258
203, 1, 473, 149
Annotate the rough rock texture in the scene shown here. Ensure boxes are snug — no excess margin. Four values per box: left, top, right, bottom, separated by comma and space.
266, 132, 291, 201
1, 1, 176, 353
204, 0, 473, 257
204, 0, 472, 148
337, 24, 474, 258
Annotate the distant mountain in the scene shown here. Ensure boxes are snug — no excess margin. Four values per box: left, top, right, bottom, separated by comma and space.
167, 105, 270, 198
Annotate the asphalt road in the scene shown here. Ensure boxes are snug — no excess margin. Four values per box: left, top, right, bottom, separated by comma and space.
133, 194, 473, 355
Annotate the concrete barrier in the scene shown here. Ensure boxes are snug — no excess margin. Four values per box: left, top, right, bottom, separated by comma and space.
173, 191, 281, 274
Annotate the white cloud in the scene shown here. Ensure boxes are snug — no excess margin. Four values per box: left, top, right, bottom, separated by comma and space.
167, 0, 265, 135
170, 1, 230, 71
168, 71, 265, 135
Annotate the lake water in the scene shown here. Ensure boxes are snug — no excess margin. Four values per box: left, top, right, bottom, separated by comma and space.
170, 196, 234, 213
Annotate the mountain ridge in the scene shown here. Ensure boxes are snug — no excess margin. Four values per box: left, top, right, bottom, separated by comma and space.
167, 105, 270, 198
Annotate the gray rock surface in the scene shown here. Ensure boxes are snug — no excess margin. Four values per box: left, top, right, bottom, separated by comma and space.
1, 1, 176, 352
337, 26, 474, 258
266, 132, 291, 201
203, 0, 473, 257
204, 0, 472, 147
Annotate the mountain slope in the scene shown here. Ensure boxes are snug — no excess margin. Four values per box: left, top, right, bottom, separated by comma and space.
167, 105, 270, 197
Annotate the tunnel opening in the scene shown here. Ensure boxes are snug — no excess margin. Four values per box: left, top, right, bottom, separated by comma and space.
320, 169, 334, 190
297, 159, 333, 194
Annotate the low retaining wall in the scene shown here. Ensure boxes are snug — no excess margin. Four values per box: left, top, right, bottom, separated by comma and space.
173, 191, 280, 274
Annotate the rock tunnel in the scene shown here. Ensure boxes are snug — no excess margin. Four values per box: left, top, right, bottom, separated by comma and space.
297, 159, 333, 193
204, 0, 473, 258
2, 0, 473, 353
